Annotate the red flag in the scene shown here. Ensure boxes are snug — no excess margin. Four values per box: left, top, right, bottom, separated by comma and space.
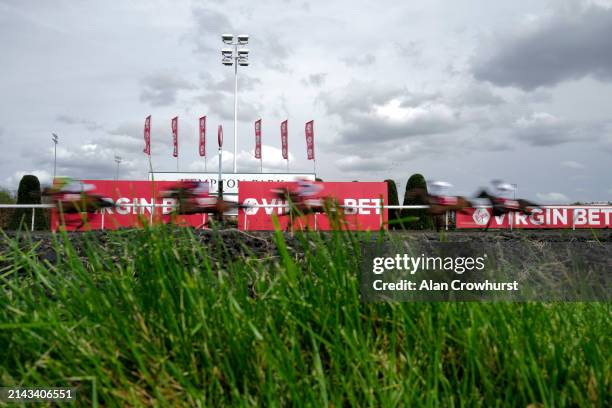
281, 120, 288, 160
143, 115, 151, 155
254, 119, 262, 159
305, 120, 315, 160
171, 116, 178, 158
199, 116, 206, 157
218, 125, 223, 148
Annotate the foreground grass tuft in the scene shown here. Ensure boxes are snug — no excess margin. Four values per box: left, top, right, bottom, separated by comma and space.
0, 226, 610, 406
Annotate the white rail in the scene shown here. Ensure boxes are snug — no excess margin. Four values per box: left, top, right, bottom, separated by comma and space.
1, 203, 610, 232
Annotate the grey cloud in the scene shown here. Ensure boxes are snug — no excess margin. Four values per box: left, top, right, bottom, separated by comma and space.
319, 81, 460, 144
140, 72, 196, 107
33, 143, 140, 180
560, 160, 585, 170
342, 53, 376, 67
196, 91, 260, 122
301, 73, 327, 87
190, 4, 292, 74
191, 6, 234, 54
251, 34, 292, 73
393, 41, 422, 60
336, 156, 390, 172
56, 115, 104, 131
473, 5, 612, 90
512, 112, 585, 146
199, 72, 262, 93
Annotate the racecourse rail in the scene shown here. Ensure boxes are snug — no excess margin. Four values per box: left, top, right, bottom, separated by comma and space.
2, 203, 610, 232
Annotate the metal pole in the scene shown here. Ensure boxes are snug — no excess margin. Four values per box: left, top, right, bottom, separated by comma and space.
313, 158, 317, 176
233, 42, 238, 174
31, 208, 35, 231
205, 156, 207, 172
53, 142, 57, 180
218, 147, 223, 198
445, 210, 449, 231
115, 162, 120, 181
150, 201, 154, 224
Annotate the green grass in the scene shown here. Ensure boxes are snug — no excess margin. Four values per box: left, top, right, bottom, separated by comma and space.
0, 225, 610, 407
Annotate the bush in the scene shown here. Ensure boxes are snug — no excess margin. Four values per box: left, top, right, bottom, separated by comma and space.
384, 179, 400, 229
401, 173, 433, 230
8, 175, 48, 230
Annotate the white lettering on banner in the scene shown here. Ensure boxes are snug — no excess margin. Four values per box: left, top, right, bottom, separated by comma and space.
343, 198, 382, 215
514, 212, 528, 225
344, 199, 357, 215
242, 198, 286, 216
358, 199, 371, 214
529, 209, 544, 225
243, 197, 383, 216
139, 198, 154, 214
588, 208, 599, 224
458, 206, 612, 228
116, 198, 130, 215
603, 209, 612, 224
162, 198, 175, 215
553, 209, 567, 225
150, 173, 315, 195
574, 209, 587, 225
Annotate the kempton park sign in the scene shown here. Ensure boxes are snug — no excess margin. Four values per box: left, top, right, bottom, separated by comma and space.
149, 172, 316, 195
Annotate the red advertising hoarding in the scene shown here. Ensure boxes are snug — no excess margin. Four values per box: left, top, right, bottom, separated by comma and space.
50, 180, 206, 231
456, 207, 612, 229
238, 181, 388, 231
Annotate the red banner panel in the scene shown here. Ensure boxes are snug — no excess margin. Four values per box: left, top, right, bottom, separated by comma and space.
143, 115, 151, 155
50, 180, 206, 231
456, 207, 612, 229
305, 120, 314, 160
172, 116, 178, 157
254, 119, 262, 159
280, 120, 288, 159
238, 181, 387, 231
199, 116, 206, 157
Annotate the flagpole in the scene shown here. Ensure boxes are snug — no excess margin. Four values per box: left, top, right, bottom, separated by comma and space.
205, 156, 207, 172
313, 158, 316, 176
260, 157, 263, 173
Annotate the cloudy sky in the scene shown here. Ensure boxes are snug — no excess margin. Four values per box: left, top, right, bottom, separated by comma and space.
1, 0, 611, 203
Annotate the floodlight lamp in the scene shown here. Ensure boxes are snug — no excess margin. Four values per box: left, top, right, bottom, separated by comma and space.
238, 59, 249, 66
221, 48, 233, 57
237, 49, 249, 57
222, 58, 234, 66
237, 34, 249, 45
222, 34, 234, 44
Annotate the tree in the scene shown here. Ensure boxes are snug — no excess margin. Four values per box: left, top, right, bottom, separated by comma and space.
401, 173, 433, 230
384, 179, 400, 229
0, 188, 14, 204
8, 175, 48, 230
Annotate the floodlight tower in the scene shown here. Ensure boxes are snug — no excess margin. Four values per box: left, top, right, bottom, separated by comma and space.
221, 33, 249, 173
51, 133, 59, 180
114, 156, 122, 181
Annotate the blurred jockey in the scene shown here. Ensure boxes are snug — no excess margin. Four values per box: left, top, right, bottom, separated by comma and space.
428, 181, 458, 206
489, 180, 520, 209
43, 177, 99, 203
291, 178, 323, 200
